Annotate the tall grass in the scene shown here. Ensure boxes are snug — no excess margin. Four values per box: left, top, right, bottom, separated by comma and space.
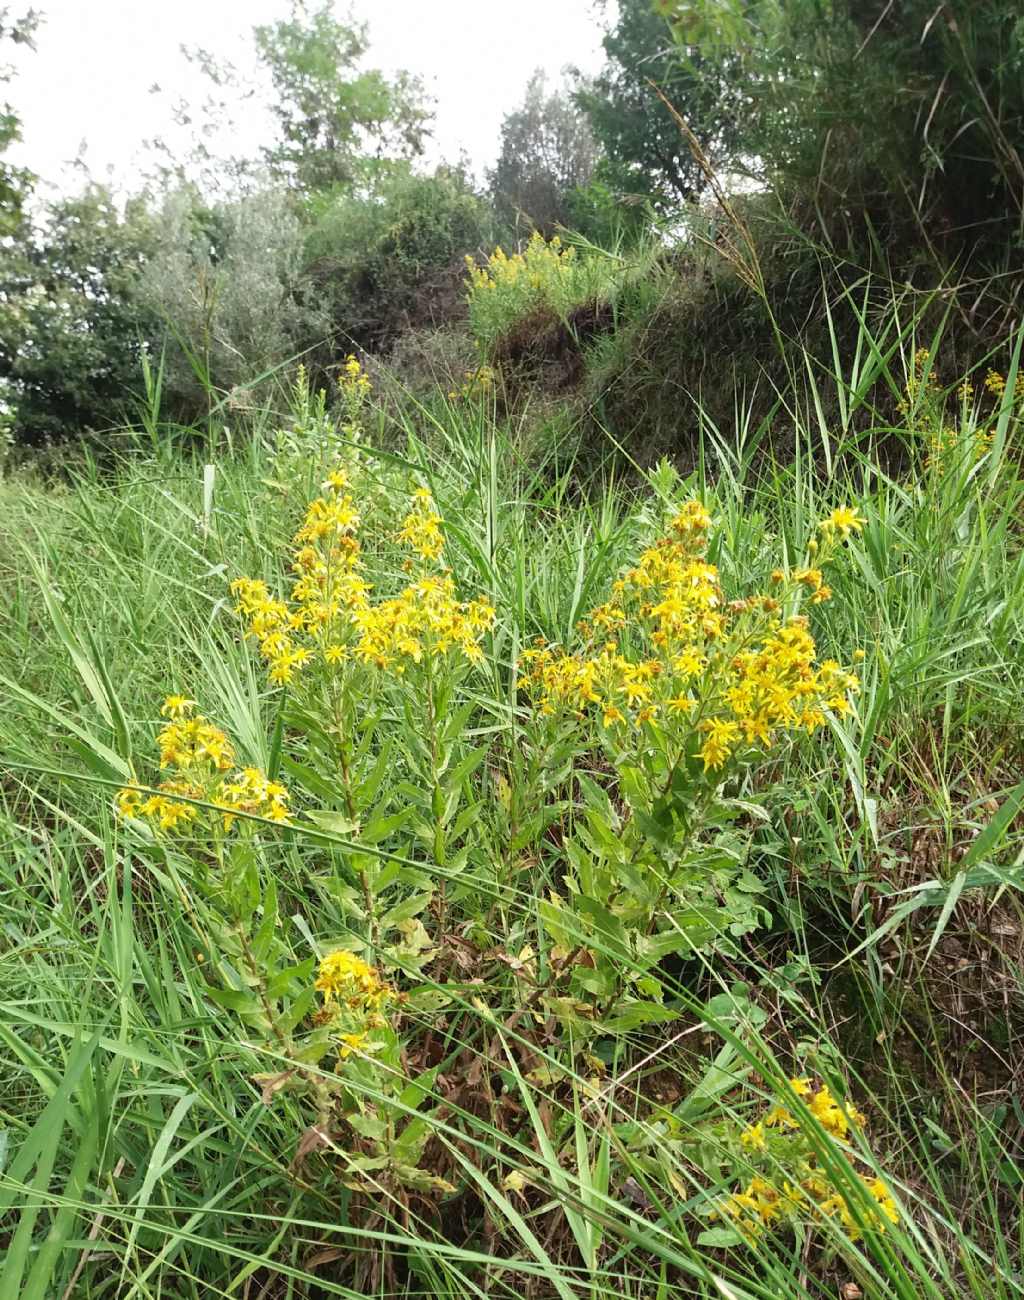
1, 299, 1022, 1298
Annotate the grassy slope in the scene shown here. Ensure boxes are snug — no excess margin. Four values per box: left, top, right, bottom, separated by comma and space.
1, 343, 1023, 1298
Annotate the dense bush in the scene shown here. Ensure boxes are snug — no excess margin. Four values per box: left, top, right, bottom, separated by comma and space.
137, 185, 331, 417
304, 164, 496, 352
663, 1, 1024, 272
464, 231, 629, 359
0, 185, 156, 446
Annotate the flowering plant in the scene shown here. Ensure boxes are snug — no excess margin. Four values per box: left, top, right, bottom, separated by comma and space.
706, 1078, 899, 1246
116, 696, 289, 835
519, 499, 864, 1030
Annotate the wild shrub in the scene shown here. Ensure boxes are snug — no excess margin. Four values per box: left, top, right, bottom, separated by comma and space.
108, 362, 882, 1236
138, 186, 329, 418
464, 231, 625, 359
305, 165, 496, 350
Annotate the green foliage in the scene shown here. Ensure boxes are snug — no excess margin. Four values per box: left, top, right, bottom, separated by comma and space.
490, 70, 600, 238
254, 0, 431, 193
136, 184, 330, 419
305, 163, 495, 349
577, 0, 743, 210
0, 6, 37, 239
0, 185, 156, 446
6, 0, 1024, 1284
665, 0, 1024, 261
464, 231, 627, 358
1, 316, 1023, 1292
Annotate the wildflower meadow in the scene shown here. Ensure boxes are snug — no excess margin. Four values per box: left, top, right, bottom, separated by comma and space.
2, 322, 1023, 1297
2, 2, 1024, 1295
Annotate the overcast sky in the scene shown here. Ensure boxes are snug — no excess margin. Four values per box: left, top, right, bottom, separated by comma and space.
8, 0, 612, 196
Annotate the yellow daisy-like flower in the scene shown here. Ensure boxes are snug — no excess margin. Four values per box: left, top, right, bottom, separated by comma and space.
116, 787, 142, 818
397, 487, 445, 563
699, 717, 740, 772
315, 949, 390, 1013
819, 506, 866, 538
338, 1031, 368, 1059
160, 695, 195, 720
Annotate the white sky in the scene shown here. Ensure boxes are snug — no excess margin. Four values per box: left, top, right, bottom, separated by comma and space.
8, 0, 612, 196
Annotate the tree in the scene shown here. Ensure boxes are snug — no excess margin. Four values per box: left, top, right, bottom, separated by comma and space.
490, 70, 600, 237
254, 1, 432, 194
305, 162, 495, 347
0, 185, 157, 444
0, 6, 38, 238
136, 185, 331, 415
660, 0, 1024, 260
576, 0, 743, 211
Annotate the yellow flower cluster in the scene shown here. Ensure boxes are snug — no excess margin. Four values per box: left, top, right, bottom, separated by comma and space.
984, 367, 1024, 402
232, 476, 494, 684
315, 949, 391, 1016
923, 423, 994, 469
464, 231, 576, 296
396, 486, 445, 563
748, 1076, 866, 1142
899, 349, 1001, 470
339, 353, 371, 399
353, 573, 495, 671
518, 499, 860, 772
216, 766, 290, 829
336, 354, 372, 433
232, 468, 370, 685
116, 696, 289, 832
719, 1078, 898, 1243
898, 346, 939, 415
314, 951, 394, 1063
721, 1172, 896, 1242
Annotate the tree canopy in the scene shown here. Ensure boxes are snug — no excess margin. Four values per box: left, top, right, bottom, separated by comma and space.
577, 0, 743, 211
254, 0, 432, 193
490, 70, 600, 237
0, 6, 38, 238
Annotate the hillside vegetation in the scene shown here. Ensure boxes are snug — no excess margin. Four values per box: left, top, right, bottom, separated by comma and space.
2, 2, 1024, 1298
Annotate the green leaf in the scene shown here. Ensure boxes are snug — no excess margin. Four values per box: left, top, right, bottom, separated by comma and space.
348, 1113, 387, 1141
380, 892, 433, 931
601, 1001, 678, 1033
205, 986, 259, 1013
697, 1225, 744, 1248
307, 809, 361, 837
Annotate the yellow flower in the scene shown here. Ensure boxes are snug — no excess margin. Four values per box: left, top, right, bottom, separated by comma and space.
397, 487, 445, 563
794, 566, 823, 593
819, 506, 866, 538
119, 699, 290, 837
339, 353, 371, 398
619, 676, 652, 705
315, 950, 390, 1013
116, 787, 142, 818
699, 718, 740, 771
865, 1176, 899, 1226
338, 1031, 368, 1059
160, 695, 195, 719
215, 766, 290, 829
740, 1121, 766, 1150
